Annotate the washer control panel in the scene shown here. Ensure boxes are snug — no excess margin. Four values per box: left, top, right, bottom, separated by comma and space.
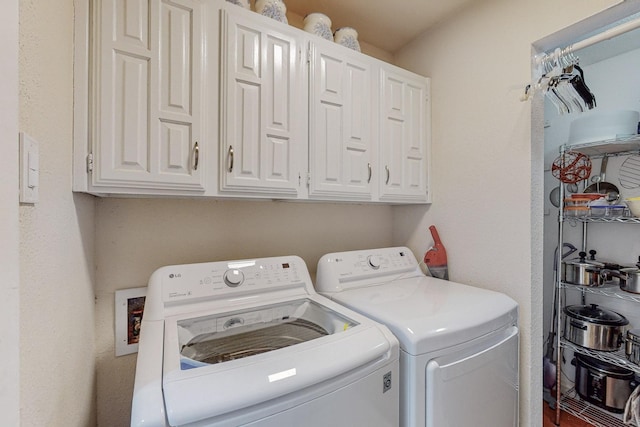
159, 256, 307, 303
316, 247, 420, 292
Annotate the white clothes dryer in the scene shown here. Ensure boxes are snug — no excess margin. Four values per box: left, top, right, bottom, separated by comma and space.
315, 247, 519, 427
131, 255, 400, 427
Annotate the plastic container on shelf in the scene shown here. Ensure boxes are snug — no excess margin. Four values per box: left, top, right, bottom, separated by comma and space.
608, 205, 626, 217
564, 198, 591, 208
565, 206, 590, 217
626, 198, 640, 217
568, 110, 640, 144
589, 205, 608, 217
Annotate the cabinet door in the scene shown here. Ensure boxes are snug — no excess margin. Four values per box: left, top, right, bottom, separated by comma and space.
220, 9, 304, 197
308, 42, 373, 200
94, 0, 205, 192
379, 68, 430, 202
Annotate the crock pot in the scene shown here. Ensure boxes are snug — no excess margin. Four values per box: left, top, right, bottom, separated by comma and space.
574, 354, 635, 413
564, 304, 628, 351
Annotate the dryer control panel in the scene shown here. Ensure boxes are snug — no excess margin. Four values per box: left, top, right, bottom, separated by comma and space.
316, 247, 421, 293
152, 256, 310, 305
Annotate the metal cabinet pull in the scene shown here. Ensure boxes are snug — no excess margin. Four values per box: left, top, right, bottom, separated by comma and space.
193, 142, 199, 170
228, 145, 234, 173
367, 163, 372, 183
385, 165, 390, 185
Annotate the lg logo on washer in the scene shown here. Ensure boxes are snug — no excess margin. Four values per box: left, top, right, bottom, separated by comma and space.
383, 372, 392, 393
168, 273, 182, 279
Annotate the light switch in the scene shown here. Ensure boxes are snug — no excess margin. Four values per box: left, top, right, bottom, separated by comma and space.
19, 132, 39, 204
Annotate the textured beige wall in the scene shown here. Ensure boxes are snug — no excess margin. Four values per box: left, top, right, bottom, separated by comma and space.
19, 0, 96, 425
391, 1, 619, 426
95, 198, 393, 425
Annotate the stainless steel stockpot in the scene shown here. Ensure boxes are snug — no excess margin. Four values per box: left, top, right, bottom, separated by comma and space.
626, 329, 640, 365
562, 252, 605, 286
563, 304, 629, 351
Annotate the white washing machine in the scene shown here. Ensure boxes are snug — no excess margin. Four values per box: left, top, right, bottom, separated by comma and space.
131, 255, 400, 427
315, 247, 519, 427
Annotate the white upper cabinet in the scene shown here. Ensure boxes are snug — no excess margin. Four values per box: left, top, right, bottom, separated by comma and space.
88, 0, 208, 194
219, 8, 306, 197
308, 41, 374, 200
74, 1, 430, 203
378, 66, 431, 203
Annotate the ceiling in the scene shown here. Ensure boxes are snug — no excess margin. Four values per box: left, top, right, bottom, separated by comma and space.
283, 0, 480, 53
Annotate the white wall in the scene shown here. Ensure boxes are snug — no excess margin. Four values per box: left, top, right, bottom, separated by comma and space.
19, 0, 96, 425
95, 199, 393, 425
391, 1, 619, 426
0, 0, 20, 424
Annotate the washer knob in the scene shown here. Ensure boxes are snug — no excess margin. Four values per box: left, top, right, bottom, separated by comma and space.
224, 269, 244, 287
367, 255, 381, 269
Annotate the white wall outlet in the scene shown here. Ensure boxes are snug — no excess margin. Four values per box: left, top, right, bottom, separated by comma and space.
19, 132, 39, 204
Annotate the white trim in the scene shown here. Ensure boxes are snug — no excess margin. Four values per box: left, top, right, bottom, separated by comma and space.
0, 0, 20, 423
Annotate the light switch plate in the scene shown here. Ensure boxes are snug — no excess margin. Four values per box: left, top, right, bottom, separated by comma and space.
19, 132, 39, 204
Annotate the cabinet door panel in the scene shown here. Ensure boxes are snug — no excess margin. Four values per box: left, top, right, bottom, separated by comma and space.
221, 9, 301, 195
95, 0, 204, 191
116, 0, 149, 50
235, 25, 261, 82
160, 2, 192, 115
309, 44, 372, 199
234, 82, 261, 180
159, 121, 193, 175
379, 67, 429, 202
111, 52, 150, 173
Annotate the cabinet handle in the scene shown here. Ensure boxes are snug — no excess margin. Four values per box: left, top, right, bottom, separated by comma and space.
193, 142, 199, 171
385, 165, 390, 185
228, 145, 234, 173
367, 163, 372, 183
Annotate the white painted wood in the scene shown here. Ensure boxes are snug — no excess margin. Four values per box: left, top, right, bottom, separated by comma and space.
220, 7, 304, 196
378, 66, 430, 202
92, 0, 205, 192
0, 0, 19, 423
308, 41, 374, 200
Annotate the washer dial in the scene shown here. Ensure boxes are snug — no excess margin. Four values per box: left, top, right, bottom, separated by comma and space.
224, 269, 244, 287
367, 255, 381, 269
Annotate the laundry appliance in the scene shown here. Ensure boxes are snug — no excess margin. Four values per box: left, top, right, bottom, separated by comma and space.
131, 255, 400, 426
316, 247, 519, 427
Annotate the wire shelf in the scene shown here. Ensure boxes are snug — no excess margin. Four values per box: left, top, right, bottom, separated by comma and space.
564, 216, 640, 224
561, 134, 640, 157
561, 339, 640, 374
560, 389, 634, 427
560, 282, 640, 303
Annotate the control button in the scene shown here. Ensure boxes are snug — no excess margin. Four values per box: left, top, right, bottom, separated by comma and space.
367, 255, 381, 269
223, 269, 244, 287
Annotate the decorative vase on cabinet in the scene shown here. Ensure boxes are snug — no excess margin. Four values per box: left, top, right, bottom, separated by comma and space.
255, 0, 288, 24
303, 13, 332, 41
334, 27, 361, 52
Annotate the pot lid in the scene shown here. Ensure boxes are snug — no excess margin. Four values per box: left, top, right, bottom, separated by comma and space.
576, 354, 634, 377
564, 304, 629, 326
563, 259, 603, 269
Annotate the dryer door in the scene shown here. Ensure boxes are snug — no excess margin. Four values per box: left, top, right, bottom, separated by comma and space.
425, 326, 519, 427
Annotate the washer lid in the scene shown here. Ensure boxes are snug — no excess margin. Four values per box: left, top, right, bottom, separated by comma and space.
161, 296, 399, 426
326, 276, 518, 355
